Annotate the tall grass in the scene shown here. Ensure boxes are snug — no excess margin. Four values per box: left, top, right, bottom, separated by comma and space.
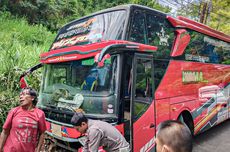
0, 11, 55, 131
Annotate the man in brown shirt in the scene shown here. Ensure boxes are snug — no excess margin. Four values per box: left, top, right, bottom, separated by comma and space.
71, 112, 129, 152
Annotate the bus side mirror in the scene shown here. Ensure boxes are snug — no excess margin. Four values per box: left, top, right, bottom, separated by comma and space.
20, 76, 28, 89
171, 29, 190, 57
19, 63, 43, 88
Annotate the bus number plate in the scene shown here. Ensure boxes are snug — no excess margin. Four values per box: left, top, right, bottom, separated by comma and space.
51, 123, 62, 137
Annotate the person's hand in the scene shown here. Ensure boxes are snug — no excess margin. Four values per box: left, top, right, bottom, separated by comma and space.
35, 148, 39, 152
35, 147, 42, 152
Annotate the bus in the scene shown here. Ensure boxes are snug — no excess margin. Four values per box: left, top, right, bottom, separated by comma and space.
20, 4, 230, 152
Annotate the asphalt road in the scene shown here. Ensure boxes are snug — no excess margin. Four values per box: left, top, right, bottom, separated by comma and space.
193, 119, 230, 152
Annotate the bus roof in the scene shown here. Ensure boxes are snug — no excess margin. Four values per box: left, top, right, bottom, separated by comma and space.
58, 4, 229, 43
60, 4, 168, 32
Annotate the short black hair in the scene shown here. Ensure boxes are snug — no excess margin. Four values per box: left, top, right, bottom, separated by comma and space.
71, 112, 88, 126
21, 87, 38, 106
157, 120, 193, 152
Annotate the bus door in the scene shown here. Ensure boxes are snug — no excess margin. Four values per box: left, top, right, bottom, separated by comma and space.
130, 53, 156, 152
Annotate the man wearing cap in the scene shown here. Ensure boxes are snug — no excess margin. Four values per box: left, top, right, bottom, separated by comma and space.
71, 112, 129, 152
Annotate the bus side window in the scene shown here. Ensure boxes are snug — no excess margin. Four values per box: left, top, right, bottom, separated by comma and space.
183, 30, 230, 64
133, 58, 153, 121
146, 14, 162, 46
129, 10, 147, 44
146, 13, 174, 59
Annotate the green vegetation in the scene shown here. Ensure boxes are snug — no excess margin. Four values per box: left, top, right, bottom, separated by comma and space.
208, 0, 230, 35
0, 12, 55, 130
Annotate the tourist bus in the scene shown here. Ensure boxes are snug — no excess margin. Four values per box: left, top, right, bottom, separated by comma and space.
20, 4, 230, 152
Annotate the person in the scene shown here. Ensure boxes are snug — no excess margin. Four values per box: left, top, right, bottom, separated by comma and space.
155, 120, 193, 152
71, 112, 129, 152
0, 87, 47, 152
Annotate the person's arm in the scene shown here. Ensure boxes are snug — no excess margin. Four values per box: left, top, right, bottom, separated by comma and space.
0, 108, 17, 152
0, 129, 10, 152
35, 132, 45, 152
82, 136, 89, 152
36, 110, 47, 152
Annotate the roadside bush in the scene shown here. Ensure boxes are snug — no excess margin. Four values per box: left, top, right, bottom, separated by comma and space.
0, 11, 55, 131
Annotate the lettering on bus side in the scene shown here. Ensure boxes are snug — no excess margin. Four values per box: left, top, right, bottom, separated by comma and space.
182, 71, 208, 84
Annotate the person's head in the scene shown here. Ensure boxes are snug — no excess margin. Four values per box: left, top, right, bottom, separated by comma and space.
19, 87, 38, 107
71, 112, 88, 134
155, 120, 193, 152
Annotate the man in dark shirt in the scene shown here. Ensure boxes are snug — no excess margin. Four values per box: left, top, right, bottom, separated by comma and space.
71, 112, 129, 152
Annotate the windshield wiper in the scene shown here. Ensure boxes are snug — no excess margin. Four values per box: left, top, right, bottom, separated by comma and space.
85, 114, 118, 123
42, 104, 74, 115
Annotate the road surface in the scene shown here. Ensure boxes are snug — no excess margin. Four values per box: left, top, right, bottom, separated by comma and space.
193, 119, 230, 152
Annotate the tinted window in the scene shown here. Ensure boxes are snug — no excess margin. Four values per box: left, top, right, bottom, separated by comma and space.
134, 58, 153, 121
129, 11, 173, 91
146, 13, 174, 59
184, 30, 230, 64
129, 11, 174, 59
129, 10, 147, 44
51, 11, 126, 50
154, 59, 169, 89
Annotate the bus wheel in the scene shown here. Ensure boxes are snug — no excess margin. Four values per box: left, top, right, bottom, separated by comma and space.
178, 112, 194, 136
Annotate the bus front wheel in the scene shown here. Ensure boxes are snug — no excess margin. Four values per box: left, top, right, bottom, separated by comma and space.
178, 111, 194, 136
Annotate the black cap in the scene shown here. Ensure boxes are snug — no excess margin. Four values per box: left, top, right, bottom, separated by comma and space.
71, 112, 86, 126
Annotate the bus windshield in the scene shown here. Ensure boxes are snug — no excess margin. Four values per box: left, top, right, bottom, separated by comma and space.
51, 10, 126, 50
38, 55, 118, 118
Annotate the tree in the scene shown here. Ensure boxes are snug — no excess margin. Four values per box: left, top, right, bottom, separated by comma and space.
130, 0, 171, 13
170, 0, 229, 35
0, 0, 171, 31
208, 0, 230, 34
